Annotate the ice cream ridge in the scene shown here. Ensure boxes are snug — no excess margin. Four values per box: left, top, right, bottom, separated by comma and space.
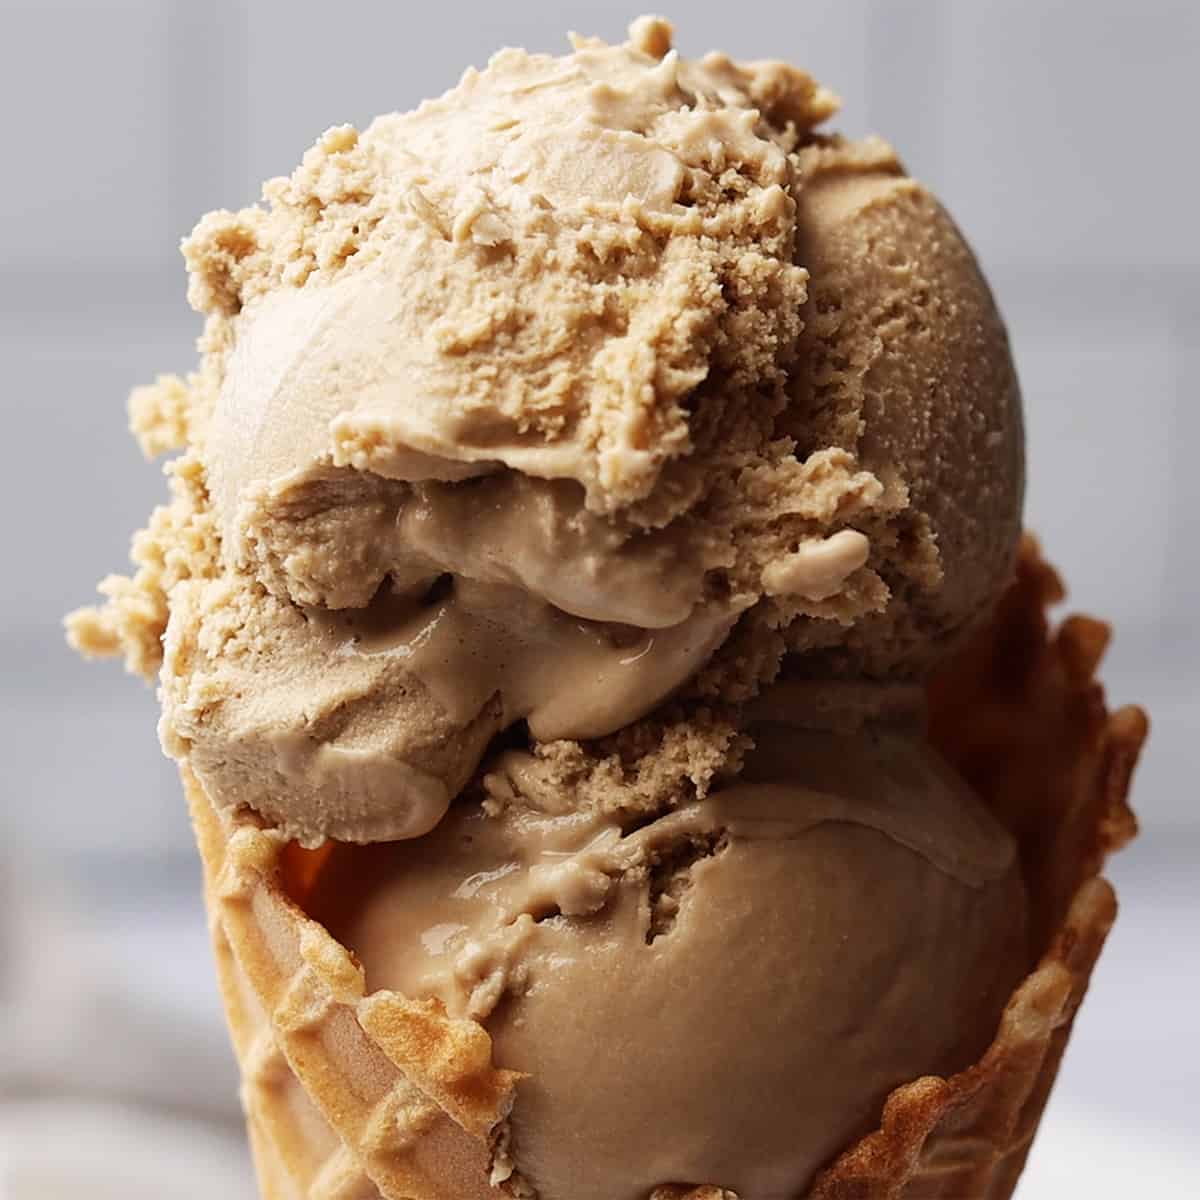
69, 15, 1144, 1200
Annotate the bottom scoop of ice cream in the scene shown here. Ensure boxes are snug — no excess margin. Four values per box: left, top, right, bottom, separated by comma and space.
305, 699, 1028, 1199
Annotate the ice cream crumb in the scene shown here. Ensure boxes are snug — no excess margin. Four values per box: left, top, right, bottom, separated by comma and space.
762, 529, 871, 601
628, 15, 674, 60
128, 374, 193, 459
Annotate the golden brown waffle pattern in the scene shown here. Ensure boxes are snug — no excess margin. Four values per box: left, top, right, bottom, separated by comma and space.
190, 777, 524, 1200
191, 538, 1144, 1200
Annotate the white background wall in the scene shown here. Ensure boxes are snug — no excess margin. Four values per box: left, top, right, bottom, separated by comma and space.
1, 3, 1196, 1196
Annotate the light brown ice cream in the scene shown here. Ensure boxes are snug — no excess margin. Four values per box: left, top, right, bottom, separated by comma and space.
160, 571, 738, 843
67, 18, 1022, 848
783, 141, 1025, 673
306, 697, 1027, 1199
64, 14, 1040, 1199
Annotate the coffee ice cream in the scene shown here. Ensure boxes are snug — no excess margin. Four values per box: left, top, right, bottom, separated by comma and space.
69, 16, 1021, 849
308, 696, 1026, 1200
67, 16, 1057, 1200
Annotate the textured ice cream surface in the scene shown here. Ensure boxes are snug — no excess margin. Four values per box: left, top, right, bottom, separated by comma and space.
304, 704, 1028, 1199
67, 16, 1022, 847
62, 14, 1050, 1200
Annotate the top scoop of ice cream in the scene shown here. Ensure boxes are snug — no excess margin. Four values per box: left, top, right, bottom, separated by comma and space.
67, 18, 1023, 846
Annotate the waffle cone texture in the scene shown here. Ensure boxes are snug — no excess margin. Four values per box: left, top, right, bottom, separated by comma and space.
189, 538, 1145, 1200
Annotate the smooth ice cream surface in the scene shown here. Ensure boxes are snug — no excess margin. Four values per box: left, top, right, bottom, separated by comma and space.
306, 708, 1028, 1200
67, 15, 1022, 848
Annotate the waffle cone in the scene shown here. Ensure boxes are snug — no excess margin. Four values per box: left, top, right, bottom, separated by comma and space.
189, 537, 1145, 1200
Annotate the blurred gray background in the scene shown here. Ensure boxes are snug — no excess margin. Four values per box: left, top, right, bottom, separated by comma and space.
1, 1, 1196, 1195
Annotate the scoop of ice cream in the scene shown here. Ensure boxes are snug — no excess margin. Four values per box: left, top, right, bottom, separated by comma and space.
782, 138, 1024, 673
199, 28, 830, 536
67, 17, 1023, 847
160, 571, 737, 844
305, 700, 1028, 1198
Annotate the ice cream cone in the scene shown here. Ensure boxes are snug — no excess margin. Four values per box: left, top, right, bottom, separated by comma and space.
186, 538, 1144, 1200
